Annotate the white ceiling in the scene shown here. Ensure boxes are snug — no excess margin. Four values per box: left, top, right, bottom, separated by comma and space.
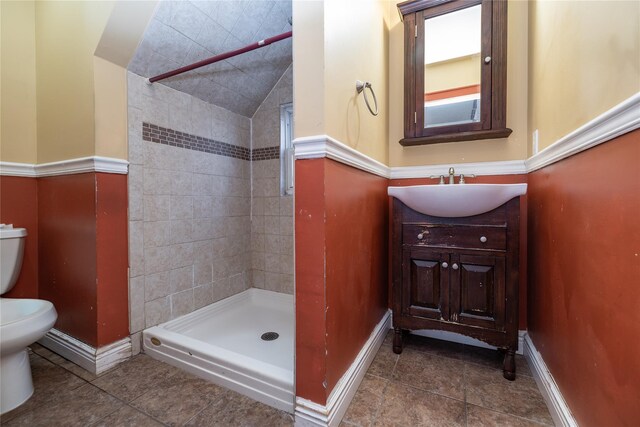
129, 0, 293, 117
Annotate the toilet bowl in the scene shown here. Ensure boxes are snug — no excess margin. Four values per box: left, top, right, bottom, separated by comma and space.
0, 225, 57, 415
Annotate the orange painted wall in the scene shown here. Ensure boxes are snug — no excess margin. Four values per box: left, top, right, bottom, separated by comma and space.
527, 129, 640, 426
95, 173, 129, 345
0, 176, 39, 298
38, 173, 99, 345
37, 172, 128, 348
295, 158, 389, 404
295, 159, 328, 403
325, 160, 389, 393
389, 174, 529, 329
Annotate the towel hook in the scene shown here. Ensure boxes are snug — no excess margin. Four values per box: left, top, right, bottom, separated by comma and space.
356, 80, 379, 116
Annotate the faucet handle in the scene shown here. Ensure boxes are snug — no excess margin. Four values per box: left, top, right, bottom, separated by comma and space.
459, 174, 476, 184
428, 175, 446, 185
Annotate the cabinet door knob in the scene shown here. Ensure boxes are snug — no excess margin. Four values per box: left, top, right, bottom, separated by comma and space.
417, 233, 424, 240
441, 262, 448, 269
480, 236, 488, 243
452, 263, 459, 270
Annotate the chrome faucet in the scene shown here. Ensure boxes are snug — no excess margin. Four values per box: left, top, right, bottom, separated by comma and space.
444, 167, 476, 184
430, 167, 475, 185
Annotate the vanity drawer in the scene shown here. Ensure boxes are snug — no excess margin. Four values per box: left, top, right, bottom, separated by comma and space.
403, 224, 506, 250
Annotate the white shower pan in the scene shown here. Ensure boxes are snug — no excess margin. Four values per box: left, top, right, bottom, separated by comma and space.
143, 288, 294, 413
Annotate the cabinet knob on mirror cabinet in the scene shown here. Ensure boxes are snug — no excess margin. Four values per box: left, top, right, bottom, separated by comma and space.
452, 263, 459, 270
480, 236, 488, 243
442, 262, 448, 269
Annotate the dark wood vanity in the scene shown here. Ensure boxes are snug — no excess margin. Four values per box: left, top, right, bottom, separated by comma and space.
390, 196, 520, 380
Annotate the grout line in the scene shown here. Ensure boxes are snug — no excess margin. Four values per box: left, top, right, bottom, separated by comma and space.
465, 403, 553, 426
392, 378, 466, 404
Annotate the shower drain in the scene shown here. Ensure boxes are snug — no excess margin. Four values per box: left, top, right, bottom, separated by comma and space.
261, 332, 279, 341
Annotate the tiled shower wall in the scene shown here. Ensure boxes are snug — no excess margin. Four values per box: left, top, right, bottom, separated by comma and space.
250, 66, 294, 295
127, 72, 252, 350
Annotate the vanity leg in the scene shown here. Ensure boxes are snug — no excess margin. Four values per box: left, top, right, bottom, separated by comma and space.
393, 328, 403, 354
503, 348, 516, 381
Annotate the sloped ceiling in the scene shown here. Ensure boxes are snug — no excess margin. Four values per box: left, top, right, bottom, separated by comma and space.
129, 0, 292, 117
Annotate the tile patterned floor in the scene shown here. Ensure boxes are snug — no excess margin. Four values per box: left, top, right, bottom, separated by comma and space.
0, 333, 552, 426
341, 333, 553, 427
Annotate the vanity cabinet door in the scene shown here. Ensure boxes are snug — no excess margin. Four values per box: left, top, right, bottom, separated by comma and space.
402, 246, 449, 321
449, 253, 506, 331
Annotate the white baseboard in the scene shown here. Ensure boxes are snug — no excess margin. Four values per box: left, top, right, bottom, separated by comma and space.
39, 328, 132, 375
295, 310, 391, 426
523, 333, 577, 427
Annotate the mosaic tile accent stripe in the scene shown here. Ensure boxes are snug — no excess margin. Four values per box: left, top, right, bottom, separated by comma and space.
142, 123, 280, 161
251, 146, 280, 161
142, 122, 250, 160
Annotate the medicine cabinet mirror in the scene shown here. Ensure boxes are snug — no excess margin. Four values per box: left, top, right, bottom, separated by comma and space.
398, 0, 512, 146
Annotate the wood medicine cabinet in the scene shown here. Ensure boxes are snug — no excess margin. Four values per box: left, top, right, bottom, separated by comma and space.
398, 0, 512, 146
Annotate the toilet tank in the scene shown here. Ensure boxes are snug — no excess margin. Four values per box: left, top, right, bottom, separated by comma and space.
0, 225, 27, 295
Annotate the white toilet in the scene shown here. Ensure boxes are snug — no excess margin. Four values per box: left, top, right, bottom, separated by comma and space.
0, 224, 57, 415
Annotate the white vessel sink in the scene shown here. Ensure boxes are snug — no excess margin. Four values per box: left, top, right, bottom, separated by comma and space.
388, 183, 527, 217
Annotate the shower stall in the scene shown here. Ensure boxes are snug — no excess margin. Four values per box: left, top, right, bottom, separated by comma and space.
126, 0, 295, 413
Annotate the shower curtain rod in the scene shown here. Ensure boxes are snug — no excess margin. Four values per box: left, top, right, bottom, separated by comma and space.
147, 30, 293, 83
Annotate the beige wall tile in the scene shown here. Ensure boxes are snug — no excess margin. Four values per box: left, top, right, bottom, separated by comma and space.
144, 245, 173, 274
280, 216, 293, 236
265, 253, 280, 273
129, 165, 144, 221
170, 265, 194, 293
171, 243, 194, 269
145, 296, 170, 328
229, 272, 246, 295
145, 270, 171, 302
212, 277, 231, 302
264, 197, 280, 216
194, 284, 214, 310
264, 217, 279, 234
170, 195, 194, 220
193, 196, 214, 219
281, 235, 293, 256
144, 195, 171, 221
144, 168, 172, 195
194, 262, 213, 286
143, 221, 171, 248
128, 64, 292, 326
170, 219, 194, 244
251, 269, 265, 289
265, 234, 280, 254
279, 196, 293, 216
171, 289, 194, 319
251, 251, 265, 270
129, 276, 145, 333
193, 240, 214, 264
251, 233, 265, 252
280, 254, 294, 275
193, 218, 214, 240
212, 257, 231, 281
252, 197, 264, 216
264, 272, 282, 293
171, 171, 193, 195
129, 221, 145, 278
